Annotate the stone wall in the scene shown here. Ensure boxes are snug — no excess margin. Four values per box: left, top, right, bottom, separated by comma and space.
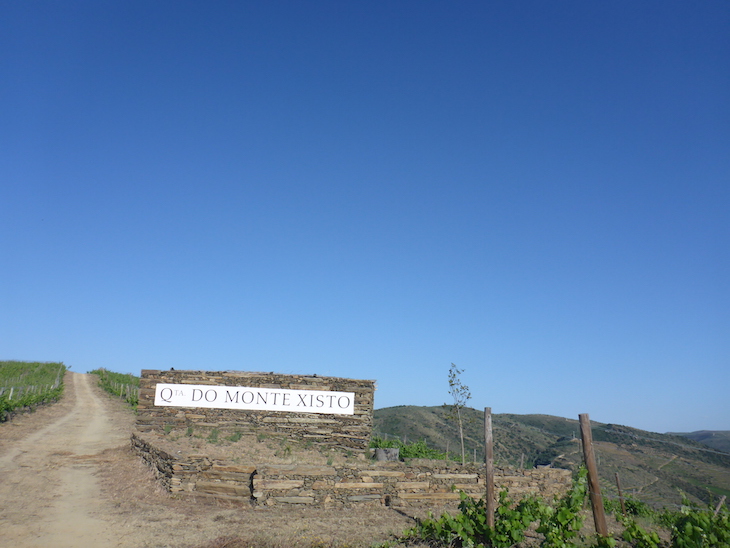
137, 369, 375, 450
132, 434, 571, 508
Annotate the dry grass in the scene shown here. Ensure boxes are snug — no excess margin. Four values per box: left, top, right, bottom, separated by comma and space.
97, 442, 429, 548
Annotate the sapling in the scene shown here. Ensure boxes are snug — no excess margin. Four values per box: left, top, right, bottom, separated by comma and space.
447, 363, 471, 465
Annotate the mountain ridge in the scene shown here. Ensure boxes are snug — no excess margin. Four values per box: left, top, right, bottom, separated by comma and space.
670, 430, 730, 454
373, 405, 730, 509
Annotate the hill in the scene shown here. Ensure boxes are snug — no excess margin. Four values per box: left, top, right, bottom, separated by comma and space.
673, 430, 730, 454
373, 405, 730, 509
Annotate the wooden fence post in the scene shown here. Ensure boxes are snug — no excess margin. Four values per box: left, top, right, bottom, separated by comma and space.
579, 413, 608, 537
715, 495, 727, 516
484, 407, 495, 528
615, 472, 626, 515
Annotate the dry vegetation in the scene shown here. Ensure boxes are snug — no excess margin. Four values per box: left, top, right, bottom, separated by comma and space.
141, 425, 372, 467
108, 437, 437, 547
98, 443, 429, 548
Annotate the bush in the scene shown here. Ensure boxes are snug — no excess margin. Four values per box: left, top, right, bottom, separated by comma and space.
370, 436, 454, 460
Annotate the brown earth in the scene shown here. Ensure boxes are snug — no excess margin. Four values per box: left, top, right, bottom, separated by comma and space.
0, 372, 423, 548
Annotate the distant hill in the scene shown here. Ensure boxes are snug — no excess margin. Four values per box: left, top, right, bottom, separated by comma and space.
673, 431, 730, 454
373, 405, 730, 509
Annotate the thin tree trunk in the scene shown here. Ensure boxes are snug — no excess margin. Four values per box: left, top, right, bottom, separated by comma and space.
457, 406, 465, 464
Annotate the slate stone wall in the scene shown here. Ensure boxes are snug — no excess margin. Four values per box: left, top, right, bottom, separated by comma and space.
136, 369, 375, 450
131, 433, 571, 508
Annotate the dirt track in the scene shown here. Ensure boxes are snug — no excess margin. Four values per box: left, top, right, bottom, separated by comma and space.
0, 373, 135, 547
0, 373, 417, 548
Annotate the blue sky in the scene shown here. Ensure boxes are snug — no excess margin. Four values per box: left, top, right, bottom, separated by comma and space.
2, 1, 728, 434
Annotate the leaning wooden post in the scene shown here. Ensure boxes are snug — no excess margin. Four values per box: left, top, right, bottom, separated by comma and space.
615, 472, 626, 515
715, 495, 727, 517
484, 407, 495, 528
579, 414, 608, 537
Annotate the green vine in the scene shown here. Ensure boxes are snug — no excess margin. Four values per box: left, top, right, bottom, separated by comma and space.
88, 368, 139, 408
384, 469, 730, 548
395, 467, 591, 548
669, 498, 730, 548
0, 384, 64, 422
619, 516, 661, 548
535, 466, 588, 548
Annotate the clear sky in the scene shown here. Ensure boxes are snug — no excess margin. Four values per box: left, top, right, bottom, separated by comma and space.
2, 2, 728, 434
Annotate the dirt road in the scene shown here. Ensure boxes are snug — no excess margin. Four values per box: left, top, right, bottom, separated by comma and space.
0, 373, 416, 548
0, 373, 132, 547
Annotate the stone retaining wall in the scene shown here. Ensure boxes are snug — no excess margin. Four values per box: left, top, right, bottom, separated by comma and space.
136, 369, 375, 450
132, 434, 571, 508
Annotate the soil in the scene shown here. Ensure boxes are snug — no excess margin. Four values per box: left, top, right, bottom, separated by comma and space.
0, 372, 423, 548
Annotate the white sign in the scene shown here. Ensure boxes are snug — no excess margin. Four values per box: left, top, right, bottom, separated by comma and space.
154, 383, 355, 415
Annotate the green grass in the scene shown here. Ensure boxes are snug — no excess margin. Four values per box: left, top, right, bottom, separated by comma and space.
226, 431, 243, 443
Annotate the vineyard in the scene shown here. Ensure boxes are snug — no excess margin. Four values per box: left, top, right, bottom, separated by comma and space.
385, 468, 730, 548
0, 360, 66, 421
88, 368, 140, 408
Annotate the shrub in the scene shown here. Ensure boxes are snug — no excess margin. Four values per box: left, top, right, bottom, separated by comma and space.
370, 436, 454, 460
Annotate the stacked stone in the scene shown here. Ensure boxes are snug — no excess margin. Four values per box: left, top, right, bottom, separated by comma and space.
132, 433, 571, 508
190, 462, 255, 499
254, 462, 481, 507
131, 433, 176, 491
136, 369, 375, 450
254, 462, 570, 507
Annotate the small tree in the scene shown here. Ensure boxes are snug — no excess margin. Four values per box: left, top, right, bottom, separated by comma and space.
447, 363, 471, 465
